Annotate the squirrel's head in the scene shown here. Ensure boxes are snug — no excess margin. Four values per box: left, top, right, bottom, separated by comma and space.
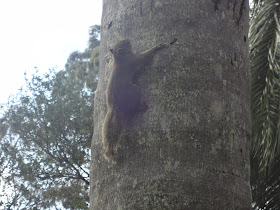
110, 39, 132, 59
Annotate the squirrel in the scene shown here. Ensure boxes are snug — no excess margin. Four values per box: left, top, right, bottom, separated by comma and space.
102, 39, 166, 164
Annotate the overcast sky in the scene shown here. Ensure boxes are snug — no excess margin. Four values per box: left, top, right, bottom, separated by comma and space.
0, 0, 102, 104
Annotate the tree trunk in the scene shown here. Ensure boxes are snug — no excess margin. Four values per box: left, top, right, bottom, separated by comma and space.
90, 0, 251, 209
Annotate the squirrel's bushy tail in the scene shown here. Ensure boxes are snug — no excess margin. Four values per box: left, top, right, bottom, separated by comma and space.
102, 108, 124, 164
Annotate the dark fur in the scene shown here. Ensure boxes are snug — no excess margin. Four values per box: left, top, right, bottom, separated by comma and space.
102, 39, 166, 163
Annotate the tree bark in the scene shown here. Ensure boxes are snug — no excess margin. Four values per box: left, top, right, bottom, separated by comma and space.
90, 0, 251, 209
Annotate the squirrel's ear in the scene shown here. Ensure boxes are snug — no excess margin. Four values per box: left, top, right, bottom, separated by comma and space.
110, 49, 113, 53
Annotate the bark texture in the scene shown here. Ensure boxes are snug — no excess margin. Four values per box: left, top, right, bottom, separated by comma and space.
90, 0, 251, 209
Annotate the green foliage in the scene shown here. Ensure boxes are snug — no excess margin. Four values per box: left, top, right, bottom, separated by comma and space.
65, 24, 100, 91
250, 0, 280, 208
251, 0, 280, 172
251, 155, 280, 209
0, 69, 92, 209
0, 25, 100, 209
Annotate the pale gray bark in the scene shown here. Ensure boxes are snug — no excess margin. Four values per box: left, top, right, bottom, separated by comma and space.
90, 0, 251, 209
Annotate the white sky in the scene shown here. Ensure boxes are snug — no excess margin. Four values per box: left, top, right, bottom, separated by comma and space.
0, 0, 102, 104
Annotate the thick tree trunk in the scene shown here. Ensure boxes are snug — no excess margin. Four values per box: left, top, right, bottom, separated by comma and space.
90, 0, 251, 209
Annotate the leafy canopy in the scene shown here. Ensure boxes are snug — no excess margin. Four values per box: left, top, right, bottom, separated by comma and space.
0, 25, 100, 209
250, 0, 280, 209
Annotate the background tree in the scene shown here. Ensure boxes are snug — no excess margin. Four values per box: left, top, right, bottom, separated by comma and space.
65, 24, 100, 90
250, 0, 280, 208
90, 0, 251, 209
0, 25, 100, 209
